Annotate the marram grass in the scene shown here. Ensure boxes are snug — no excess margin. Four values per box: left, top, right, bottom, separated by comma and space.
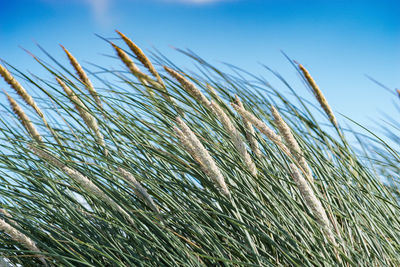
0, 31, 399, 266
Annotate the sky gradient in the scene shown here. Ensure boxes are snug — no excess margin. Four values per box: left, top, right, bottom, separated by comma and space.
0, 0, 399, 128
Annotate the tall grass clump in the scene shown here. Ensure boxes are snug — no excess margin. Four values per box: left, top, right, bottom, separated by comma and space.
0, 31, 399, 266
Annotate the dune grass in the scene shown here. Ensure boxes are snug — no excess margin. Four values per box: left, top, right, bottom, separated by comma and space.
0, 31, 399, 266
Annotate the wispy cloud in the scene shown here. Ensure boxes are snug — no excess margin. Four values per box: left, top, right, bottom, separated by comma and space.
84, 0, 113, 27
40, 0, 113, 27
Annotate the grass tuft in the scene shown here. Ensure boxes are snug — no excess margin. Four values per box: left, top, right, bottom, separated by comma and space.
0, 31, 399, 266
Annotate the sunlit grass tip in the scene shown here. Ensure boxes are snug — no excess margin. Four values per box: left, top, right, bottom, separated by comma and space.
60, 45, 102, 109
298, 63, 338, 128
3, 90, 43, 143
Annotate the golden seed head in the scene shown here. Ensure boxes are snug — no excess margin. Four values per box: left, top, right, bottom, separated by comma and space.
60, 45, 102, 108
4, 91, 43, 143
298, 64, 338, 128
111, 42, 169, 99
0, 64, 44, 118
116, 30, 165, 87
164, 66, 210, 107
111, 42, 151, 82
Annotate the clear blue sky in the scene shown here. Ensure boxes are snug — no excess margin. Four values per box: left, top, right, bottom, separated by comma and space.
0, 0, 399, 128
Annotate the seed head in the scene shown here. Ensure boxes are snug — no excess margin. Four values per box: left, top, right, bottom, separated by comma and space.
0, 216, 47, 265
5, 91, 42, 143
56, 78, 107, 153
175, 117, 230, 197
231, 100, 291, 157
118, 168, 159, 213
234, 96, 262, 158
164, 67, 210, 108
61, 45, 102, 109
210, 100, 257, 176
271, 105, 312, 181
116, 30, 165, 87
31, 146, 134, 226
289, 164, 337, 246
0, 64, 44, 118
298, 64, 338, 128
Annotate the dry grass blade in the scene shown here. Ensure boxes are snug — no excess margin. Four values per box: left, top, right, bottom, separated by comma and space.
271, 105, 312, 181
175, 117, 230, 197
60, 45, 102, 109
116, 30, 165, 87
298, 64, 338, 128
4, 91, 43, 143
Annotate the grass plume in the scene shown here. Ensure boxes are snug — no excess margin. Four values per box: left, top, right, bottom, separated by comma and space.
4, 91, 43, 143
298, 64, 338, 128
0, 33, 399, 266
116, 30, 165, 87
61, 45, 102, 109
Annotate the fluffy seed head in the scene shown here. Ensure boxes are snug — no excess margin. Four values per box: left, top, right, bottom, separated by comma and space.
270, 105, 313, 181
164, 66, 210, 108
111, 43, 150, 82
289, 164, 337, 246
231, 101, 291, 157
174, 126, 202, 164
118, 168, 159, 213
31, 146, 134, 225
175, 117, 230, 197
56, 78, 106, 153
110, 42, 173, 101
5, 91, 43, 143
234, 96, 262, 158
0, 217, 47, 265
210, 101, 257, 176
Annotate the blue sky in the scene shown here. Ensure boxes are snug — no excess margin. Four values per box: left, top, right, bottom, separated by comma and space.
0, 0, 399, 129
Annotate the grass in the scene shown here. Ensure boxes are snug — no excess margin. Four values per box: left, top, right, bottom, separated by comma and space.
0, 31, 399, 266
